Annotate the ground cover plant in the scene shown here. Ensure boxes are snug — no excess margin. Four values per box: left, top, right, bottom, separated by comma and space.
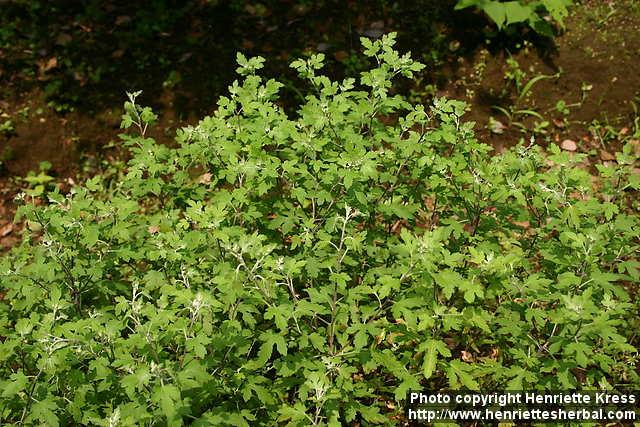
0, 33, 639, 425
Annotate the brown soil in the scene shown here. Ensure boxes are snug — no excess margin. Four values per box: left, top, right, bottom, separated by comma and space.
442, 0, 640, 154
0, 89, 192, 250
0, 89, 193, 177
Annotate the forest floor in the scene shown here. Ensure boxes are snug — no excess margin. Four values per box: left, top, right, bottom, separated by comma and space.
0, 0, 639, 250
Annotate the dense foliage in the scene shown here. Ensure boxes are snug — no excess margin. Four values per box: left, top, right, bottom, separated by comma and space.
1, 34, 638, 425
455, 0, 573, 35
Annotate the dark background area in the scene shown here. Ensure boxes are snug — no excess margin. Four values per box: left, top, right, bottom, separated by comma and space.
0, 0, 638, 205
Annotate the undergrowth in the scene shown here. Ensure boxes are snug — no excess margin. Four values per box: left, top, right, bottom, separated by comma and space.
0, 33, 638, 426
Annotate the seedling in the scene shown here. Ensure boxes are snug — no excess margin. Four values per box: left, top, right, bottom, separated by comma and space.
555, 100, 570, 116
0, 118, 14, 136
492, 57, 560, 135
590, 119, 619, 148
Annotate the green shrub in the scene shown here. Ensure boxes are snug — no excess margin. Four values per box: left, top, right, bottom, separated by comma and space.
1, 33, 638, 425
455, 0, 573, 36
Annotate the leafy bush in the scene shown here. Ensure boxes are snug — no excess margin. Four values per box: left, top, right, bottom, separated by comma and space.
1, 33, 638, 425
455, 0, 574, 36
